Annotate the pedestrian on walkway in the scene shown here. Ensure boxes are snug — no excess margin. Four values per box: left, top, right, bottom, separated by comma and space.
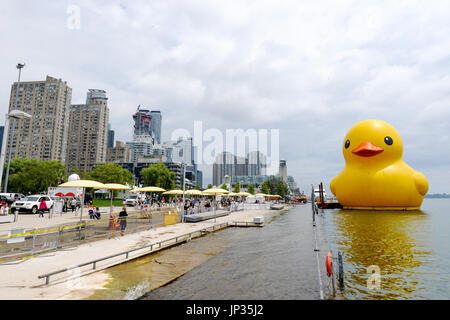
63, 198, 68, 213
71, 198, 77, 213
39, 198, 47, 217
119, 206, 128, 236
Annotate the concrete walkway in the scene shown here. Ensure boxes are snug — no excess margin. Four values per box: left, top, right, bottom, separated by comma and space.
0, 207, 287, 299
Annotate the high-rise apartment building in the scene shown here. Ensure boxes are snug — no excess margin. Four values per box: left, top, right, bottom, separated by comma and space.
66, 91, 109, 173
6, 75, 72, 162
149, 110, 162, 144
0, 126, 4, 154
106, 141, 131, 163
213, 152, 237, 186
107, 123, 115, 148
279, 159, 287, 183
248, 151, 267, 176
126, 135, 154, 162
86, 89, 108, 105
133, 106, 152, 138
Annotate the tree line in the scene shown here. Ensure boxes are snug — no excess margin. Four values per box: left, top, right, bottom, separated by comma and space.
2, 158, 177, 194
3, 158, 289, 197
215, 176, 288, 197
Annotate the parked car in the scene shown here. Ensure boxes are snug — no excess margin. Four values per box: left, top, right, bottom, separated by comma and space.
124, 194, 140, 207
11, 195, 54, 214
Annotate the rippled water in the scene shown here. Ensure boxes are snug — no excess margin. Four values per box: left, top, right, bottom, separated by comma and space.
88, 199, 448, 300
142, 205, 323, 300
318, 198, 450, 299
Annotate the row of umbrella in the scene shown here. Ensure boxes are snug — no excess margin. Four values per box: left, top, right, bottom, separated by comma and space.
57, 180, 282, 223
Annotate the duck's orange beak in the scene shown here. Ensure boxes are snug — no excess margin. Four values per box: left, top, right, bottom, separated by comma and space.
352, 142, 384, 157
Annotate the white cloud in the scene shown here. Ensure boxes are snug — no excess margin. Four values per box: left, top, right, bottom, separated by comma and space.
1, 0, 450, 192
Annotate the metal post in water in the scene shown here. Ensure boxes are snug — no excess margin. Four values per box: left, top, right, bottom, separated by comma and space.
338, 251, 344, 292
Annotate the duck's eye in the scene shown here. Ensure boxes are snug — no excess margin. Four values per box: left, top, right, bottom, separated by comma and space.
384, 136, 393, 145
345, 140, 350, 149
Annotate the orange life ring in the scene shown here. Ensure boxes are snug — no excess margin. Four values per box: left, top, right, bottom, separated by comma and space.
326, 252, 332, 277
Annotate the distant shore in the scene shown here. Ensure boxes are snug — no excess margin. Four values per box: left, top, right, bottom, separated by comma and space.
424, 194, 450, 198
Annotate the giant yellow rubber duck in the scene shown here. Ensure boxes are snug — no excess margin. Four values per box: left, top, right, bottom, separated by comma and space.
330, 120, 428, 210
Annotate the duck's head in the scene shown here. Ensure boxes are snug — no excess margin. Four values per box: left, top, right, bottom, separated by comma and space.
342, 120, 403, 166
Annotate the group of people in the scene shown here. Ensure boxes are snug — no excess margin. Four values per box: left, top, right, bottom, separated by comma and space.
62, 198, 79, 213
88, 206, 101, 220
110, 206, 128, 236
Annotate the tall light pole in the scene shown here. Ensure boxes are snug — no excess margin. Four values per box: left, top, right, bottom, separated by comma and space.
181, 162, 186, 223
0, 63, 31, 193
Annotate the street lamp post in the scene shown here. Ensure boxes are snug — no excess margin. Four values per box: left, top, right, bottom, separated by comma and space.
181, 162, 186, 223
0, 64, 31, 193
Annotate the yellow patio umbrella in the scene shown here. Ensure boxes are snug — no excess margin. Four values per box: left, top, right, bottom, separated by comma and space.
237, 192, 252, 197
255, 193, 268, 197
96, 183, 130, 216
227, 192, 240, 197
202, 188, 229, 195
185, 189, 203, 196
137, 186, 167, 205
137, 186, 166, 192
59, 180, 108, 222
201, 188, 229, 222
162, 189, 184, 195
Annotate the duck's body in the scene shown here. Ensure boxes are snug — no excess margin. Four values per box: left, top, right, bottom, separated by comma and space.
330, 120, 428, 210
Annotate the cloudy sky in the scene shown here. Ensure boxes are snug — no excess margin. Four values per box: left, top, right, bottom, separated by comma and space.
1, 0, 449, 193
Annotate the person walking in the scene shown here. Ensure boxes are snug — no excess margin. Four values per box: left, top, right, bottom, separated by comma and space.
39, 198, 47, 217
71, 198, 77, 213
63, 198, 68, 213
118, 206, 128, 236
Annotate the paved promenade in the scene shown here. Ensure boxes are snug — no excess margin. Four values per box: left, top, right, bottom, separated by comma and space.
0, 207, 287, 300
0, 206, 147, 234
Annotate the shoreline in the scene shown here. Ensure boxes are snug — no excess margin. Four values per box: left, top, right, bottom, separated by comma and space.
0, 205, 293, 300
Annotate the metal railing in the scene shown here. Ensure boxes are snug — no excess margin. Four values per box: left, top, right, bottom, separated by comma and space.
38, 222, 229, 285
0, 207, 183, 264
311, 185, 344, 299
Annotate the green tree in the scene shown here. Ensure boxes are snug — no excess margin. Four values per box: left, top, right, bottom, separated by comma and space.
276, 182, 287, 197
6, 158, 66, 194
220, 183, 228, 190
87, 163, 133, 185
141, 162, 175, 190
207, 184, 213, 189
195, 184, 201, 190
233, 183, 240, 193
248, 184, 255, 195
260, 181, 270, 194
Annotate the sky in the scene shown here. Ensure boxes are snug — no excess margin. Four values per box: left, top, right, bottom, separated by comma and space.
1, 0, 449, 193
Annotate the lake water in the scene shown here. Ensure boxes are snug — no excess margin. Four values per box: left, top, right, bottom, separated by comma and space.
90, 199, 449, 300
318, 198, 450, 299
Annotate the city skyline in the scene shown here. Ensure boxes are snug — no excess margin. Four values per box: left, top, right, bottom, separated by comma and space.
1, 1, 449, 193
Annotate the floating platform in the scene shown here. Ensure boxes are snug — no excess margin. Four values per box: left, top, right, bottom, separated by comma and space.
184, 210, 230, 223
318, 200, 343, 209
270, 204, 285, 210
